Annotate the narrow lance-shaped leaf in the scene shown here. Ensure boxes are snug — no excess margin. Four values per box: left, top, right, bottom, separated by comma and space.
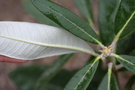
87, 61, 106, 90
32, 0, 103, 46
0, 21, 97, 60
98, 73, 119, 90
64, 56, 100, 90
74, 0, 93, 26
116, 31, 135, 54
23, 0, 59, 27
35, 54, 73, 90
98, 63, 119, 90
114, 55, 135, 74
114, 0, 135, 39
99, 0, 120, 45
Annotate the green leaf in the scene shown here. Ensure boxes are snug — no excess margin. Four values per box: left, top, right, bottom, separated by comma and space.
23, 0, 59, 27
0, 21, 97, 60
98, 63, 119, 90
114, 0, 135, 39
64, 56, 100, 90
99, 0, 119, 45
74, 0, 93, 26
98, 73, 119, 90
87, 61, 106, 90
32, 0, 102, 45
116, 31, 135, 54
35, 54, 73, 90
9, 65, 76, 90
115, 55, 135, 74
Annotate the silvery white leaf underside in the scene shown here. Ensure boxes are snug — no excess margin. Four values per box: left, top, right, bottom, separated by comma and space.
0, 21, 95, 60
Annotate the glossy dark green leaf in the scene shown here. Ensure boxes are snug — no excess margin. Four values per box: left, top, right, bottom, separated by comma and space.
64, 57, 99, 90
117, 31, 135, 54
98, 73, 119, 90
32, 0, 100, 44
35, 54, 73, 90
23, 0, 59, 27
9, 65, 76, 90
87, 61, 106, 90
99, 0, 119, 45
116, 55, 135, 74
74, 0, 93, 24
114, 0, 135, 38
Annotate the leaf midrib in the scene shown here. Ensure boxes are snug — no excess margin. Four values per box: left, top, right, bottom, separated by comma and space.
47, 7, 101, 45
73, 56, 100, 90
0, 35, 97, 56
115, 55, 135, 66
107, 64, 113, 90
115, 11, 135, 40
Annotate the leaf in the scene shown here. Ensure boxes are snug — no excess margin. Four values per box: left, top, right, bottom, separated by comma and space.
87, 61, 106, 90
32, 0, 102, 45
9, 65, 76, 90
115, 55, 135, 74
64, 56, 100, 90
0, 21, 96, 60
116, 31, 135, 54
98, 73, 119, 90
98, 63, 119, 90
74, 0, 93, 25
114, 0, 135, 38
23, 0, 59, 27
99, 0, 119, 45
35, 54, 73, 90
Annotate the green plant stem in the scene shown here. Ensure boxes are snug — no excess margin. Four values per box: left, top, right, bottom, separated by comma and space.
108, 62, 113, 90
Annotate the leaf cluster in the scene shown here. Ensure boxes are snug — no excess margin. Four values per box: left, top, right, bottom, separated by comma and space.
9, 0, 135, 90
